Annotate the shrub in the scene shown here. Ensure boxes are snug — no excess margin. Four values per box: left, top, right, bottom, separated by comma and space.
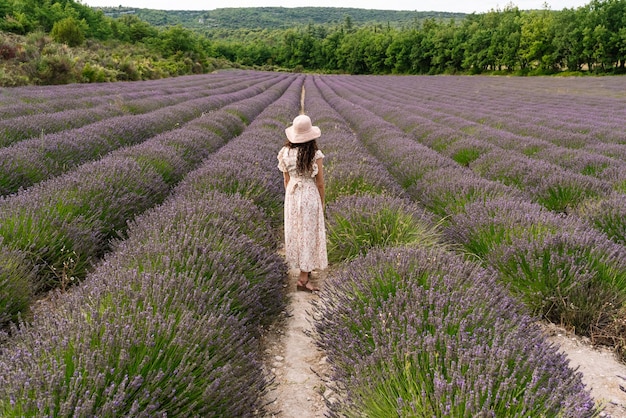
444, 197, 567, 259
314, 246, 596, 417
408, 167, 518, 218
35, 53, 77, 85
578, 192, 626, 246
448, 197, 626, 335
0, 244, 34, 328
81, 62, 109, 82
0, 42, 17, 59
0, 267, 268, 417
326, 194, 440, 263
50, 17, 85, 47
323, 155, 403, 203
489, 229, 626, 335
113, 193, 287, 327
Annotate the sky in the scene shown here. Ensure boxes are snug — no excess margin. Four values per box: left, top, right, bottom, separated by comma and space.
80, 0, 591, 14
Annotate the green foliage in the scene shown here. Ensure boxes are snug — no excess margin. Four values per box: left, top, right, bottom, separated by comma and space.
3, 0, 626, 85
81, 62, 109, 82
104, 6, 464, 31
535, 181, 603, 213
489, 232, 626, 336
0, 245, 34, 328
451, 147, 482, 166
326, 195, 441, 263
33, 44, 78, 84
51, 16, 85, 47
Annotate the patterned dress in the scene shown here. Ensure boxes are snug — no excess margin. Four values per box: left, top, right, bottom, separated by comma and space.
277, 146, 328, 273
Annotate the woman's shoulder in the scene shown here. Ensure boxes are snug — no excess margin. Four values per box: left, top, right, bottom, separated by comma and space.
278, 146, 290, 157
315, 149, 325, 159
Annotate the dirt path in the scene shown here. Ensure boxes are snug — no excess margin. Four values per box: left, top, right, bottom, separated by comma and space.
261, 86, 331, 417
542, 323, 626, 418
261, 266, 330, 418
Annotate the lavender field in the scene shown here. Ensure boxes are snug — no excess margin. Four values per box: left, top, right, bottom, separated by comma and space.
1, 71, 625, 416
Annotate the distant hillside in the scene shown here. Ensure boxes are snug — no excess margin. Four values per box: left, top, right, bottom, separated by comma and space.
98, 6, 467, 31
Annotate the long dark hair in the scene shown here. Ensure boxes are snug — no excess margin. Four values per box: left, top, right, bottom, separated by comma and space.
285, 139, 318, 175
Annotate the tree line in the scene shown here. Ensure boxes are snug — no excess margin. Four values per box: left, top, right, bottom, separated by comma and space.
0, 0, 625, 86
211, 0, 626, 75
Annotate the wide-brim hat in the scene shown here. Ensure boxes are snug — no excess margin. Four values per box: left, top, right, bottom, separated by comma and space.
285, 114, 321, 144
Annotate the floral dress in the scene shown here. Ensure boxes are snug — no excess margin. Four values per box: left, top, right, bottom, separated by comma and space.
277, 146, 328, 273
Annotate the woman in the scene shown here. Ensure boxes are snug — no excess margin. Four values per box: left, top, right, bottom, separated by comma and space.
277, 114, 328, 292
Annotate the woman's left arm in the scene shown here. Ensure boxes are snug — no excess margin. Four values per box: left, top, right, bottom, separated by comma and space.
283, 172, 290, 190
315, 158, 325, 207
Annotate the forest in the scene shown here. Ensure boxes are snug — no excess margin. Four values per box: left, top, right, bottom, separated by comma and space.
0, 0, 625, 85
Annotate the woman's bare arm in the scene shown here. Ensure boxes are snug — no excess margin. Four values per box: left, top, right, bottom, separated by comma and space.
315, 158, 325, 207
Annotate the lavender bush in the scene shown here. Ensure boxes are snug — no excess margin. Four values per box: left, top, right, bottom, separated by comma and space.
110, 192, 287, 327
0, 243, 35, 328
408, 167, 519, 218
447, 197, 626, 335
487, 229, 626, 334
0, 267, 268, 417
578, 192, 626, 246
314, 246, 597, 417
470, 149, 611, 213
445, 197, 579, 260
443, 138, 495, 167
326, 194, 440, 263
0, 156, 167, 291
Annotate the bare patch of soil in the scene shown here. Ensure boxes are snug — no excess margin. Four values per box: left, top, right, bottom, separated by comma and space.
542, 323, 626, 418
260, 268, 331, 418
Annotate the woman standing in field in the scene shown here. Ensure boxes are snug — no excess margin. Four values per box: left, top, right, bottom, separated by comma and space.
277, 114, 328, 292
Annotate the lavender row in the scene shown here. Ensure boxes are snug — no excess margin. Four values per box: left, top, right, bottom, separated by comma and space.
0, 194, 283, 415
301, 79, 599, 415
360, 75, 626, 149
314, 75, 626, 343
312, 75, 511, 217
0, 75, 295, 329
0, 72, 274, 147
313, 246, 596, 416
0, 71, 241, 118
357, 76, 626, 169
325, 75, 626, 243
321, 76, 620, 216
0, 73, 304, 416
0, 73, 289, 196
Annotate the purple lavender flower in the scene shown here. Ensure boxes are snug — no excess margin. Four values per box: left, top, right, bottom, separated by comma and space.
314, 246, 596, 417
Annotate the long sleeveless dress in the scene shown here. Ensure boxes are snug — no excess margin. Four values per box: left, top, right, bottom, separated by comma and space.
277, 146, 328, 273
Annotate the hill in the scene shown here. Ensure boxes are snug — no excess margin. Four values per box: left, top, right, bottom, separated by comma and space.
97, 6, 467, 31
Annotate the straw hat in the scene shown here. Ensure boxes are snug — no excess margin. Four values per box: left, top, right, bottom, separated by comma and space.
285, 114, 321, 144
